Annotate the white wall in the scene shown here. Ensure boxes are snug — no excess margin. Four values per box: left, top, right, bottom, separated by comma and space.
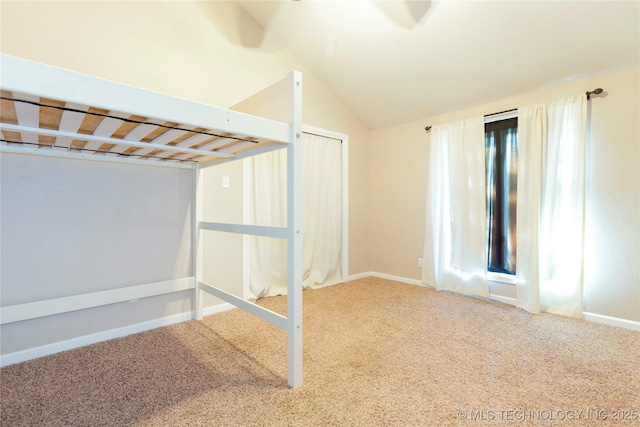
201, 162, 245, 305
370, 66, 640, 323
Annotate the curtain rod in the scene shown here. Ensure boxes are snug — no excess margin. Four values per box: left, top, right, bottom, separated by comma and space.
425, 88, 604, 132
302, 130, 342, 142
485, 108, 517, 118
424, 110, 516, 133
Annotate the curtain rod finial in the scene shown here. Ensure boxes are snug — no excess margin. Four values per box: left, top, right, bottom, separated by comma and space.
425, 126, 432, 132
586, 88, 604, 100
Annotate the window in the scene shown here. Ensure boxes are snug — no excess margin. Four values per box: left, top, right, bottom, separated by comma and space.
485, 115, 518, 279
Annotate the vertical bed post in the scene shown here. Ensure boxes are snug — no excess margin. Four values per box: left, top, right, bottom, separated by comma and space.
194, 166, 204, 320
287, 71, 303, 388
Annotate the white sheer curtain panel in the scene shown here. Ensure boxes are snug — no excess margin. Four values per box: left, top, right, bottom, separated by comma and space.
301, 133, 343, 289
247, 149, 287, 300
422, 118, 489, 298
517, 95, 587, 318
247, 133, 342, 301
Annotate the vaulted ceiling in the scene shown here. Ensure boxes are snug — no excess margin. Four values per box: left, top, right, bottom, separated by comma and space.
237, 1, 640, 129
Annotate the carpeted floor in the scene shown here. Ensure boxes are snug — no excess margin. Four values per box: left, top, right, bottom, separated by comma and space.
1, 277, 639, 426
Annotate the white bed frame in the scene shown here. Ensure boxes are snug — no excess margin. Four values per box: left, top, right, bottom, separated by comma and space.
0, 54, 304, 388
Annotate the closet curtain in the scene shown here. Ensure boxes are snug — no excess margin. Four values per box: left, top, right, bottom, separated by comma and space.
516, 95, 587, 318
422, 118, 489, 298
247, 133, 342, 301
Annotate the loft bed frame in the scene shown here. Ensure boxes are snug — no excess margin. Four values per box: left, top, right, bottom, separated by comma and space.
0, 54, 304, 388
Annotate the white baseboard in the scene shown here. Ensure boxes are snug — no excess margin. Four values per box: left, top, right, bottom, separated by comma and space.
487, 297, 640, 331
346, 271, 373, 281
0, 302, 236, 368
368, 271, 517, 306
370, 271, 423, 286
584, 311, 640, 331
489, 294, 517, 306
348, 271, 423, 286
203, 302, 235, 317
348, 271, 428, 287
350, 272, 639, 332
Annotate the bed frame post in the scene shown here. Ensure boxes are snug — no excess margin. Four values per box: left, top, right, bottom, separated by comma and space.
287, 71, 303, 388
194, 166, 204, 320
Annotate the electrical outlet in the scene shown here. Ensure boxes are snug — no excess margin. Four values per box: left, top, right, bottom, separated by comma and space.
418, 258, 424, 268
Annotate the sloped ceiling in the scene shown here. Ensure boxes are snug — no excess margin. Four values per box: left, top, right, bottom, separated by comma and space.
237, 0, 640, 129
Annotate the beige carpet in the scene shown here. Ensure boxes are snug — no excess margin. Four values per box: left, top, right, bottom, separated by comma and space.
1, 277, 639, 426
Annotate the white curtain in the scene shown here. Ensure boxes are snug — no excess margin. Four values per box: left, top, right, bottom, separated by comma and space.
246, 148, 288, 300
516, 95, 587, 318
422, 118, 489, 298
247, 133, 342, 301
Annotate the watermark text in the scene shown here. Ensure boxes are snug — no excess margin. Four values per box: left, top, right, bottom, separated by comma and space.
456, 409, 638, 422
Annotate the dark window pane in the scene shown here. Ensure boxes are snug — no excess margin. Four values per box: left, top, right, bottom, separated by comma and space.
485, 118, 518, 275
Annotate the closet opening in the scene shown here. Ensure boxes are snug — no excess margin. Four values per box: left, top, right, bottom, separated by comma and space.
241, 125, 349, 300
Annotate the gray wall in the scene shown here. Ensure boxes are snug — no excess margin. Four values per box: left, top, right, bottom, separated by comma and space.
1, 153, 194, 353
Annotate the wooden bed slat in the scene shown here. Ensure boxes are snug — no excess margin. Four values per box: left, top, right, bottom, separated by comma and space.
170, 152, 203, 162
147, 126, 194, 145
13, 94, 40, 146
135, 126, 195, 156
1, 92, 21, 144
141, 121, 176, 143
39, 99, 65, 130
167, 128, 199, 146
111, 115, 146, 139
219, 140, 257, 154
0, 123, 236, 160
84, 111, 129, 153
196, 136, 240, 151
137, 129, 205, 161
77, 107, 109, 134
172, 132, 217, 150
39, 98, 65, 147
73, 107, 109, 150
56, 104, 90, 149
107, 120, 161, 155
1, 91, 19, 125
99, 114, 148, 153
1, 130, 22, 144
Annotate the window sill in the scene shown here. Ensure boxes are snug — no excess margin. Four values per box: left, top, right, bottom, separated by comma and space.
487, 271, 516, 285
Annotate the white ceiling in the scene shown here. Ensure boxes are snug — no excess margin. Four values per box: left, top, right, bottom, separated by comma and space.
237, 0, 640, 129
